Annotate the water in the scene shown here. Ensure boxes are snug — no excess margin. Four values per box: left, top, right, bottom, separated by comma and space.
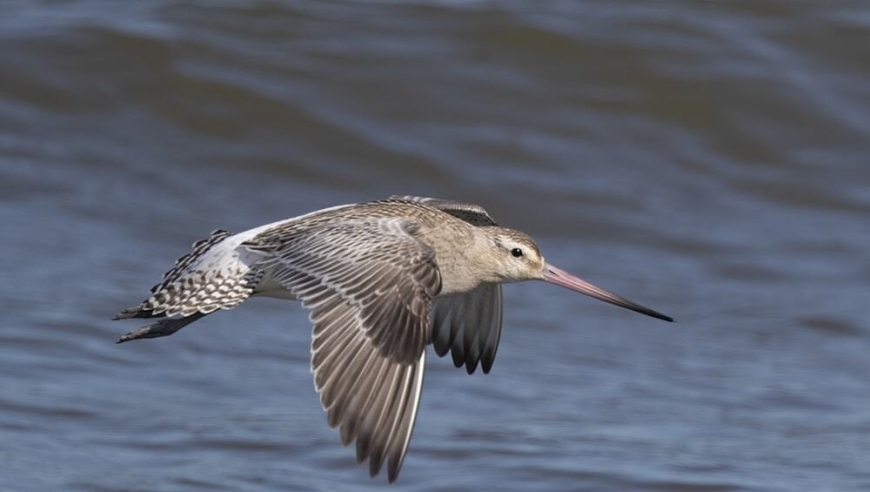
1, 1, 869, 490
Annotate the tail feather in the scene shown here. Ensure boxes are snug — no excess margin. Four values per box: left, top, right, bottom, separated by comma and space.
113, 228, 262, 324
117, 313, 207, 343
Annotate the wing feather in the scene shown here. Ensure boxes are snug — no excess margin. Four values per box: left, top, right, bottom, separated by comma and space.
386, 195, 498, 226
431, 284, 503, 374
247, 218, 439, 482
384, 354, 424, 480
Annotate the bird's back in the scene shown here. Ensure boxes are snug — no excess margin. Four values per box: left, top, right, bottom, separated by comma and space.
116, 198, 476, 320
246, 198, 471, 248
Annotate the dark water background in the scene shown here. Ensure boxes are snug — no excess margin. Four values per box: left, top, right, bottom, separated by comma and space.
1, 1, 869, 491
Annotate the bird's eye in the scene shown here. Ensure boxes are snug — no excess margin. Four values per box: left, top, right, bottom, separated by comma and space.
511, 248, 524, 258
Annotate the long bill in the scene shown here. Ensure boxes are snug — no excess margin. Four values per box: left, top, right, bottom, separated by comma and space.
543, 264, 673, 322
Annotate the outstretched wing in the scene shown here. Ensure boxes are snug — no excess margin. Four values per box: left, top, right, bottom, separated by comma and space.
245, 218, 440, 482
387, 196, 506, 374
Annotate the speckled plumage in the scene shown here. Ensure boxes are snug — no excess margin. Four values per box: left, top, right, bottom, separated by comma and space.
115, 195, 672, 483
114, 229, 260, 319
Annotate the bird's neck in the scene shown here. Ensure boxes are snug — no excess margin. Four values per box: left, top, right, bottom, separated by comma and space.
420, 226, 495, 296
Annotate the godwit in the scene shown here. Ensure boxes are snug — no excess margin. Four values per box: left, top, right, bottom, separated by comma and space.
115, 196, 672, 482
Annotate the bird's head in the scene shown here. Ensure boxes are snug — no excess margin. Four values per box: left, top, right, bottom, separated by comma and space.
488, 229, 546, 282
486, 227, 673, 322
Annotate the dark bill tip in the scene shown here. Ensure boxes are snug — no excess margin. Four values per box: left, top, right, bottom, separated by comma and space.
543, 264, 674, 322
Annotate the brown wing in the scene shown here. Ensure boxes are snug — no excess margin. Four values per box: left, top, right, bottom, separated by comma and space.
246, 218, 440, 482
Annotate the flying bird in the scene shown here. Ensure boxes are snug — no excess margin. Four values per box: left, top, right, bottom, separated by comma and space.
114, 196, 672, 482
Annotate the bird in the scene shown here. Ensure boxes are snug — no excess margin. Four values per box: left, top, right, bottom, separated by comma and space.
114, 195, 673, 482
